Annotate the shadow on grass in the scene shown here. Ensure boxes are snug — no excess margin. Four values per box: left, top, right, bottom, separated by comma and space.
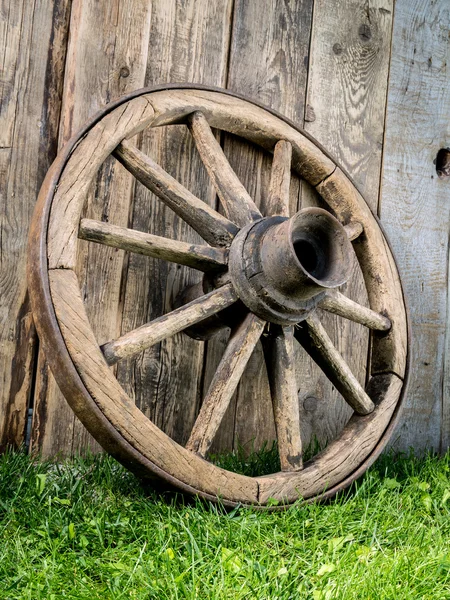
1, 444, 447, 515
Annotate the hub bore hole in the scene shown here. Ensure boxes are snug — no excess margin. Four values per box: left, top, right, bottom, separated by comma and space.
294, 239, 322, 277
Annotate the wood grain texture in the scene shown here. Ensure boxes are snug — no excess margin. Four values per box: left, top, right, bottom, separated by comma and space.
0, 0, 71, 449
208, 0, 314, 453
297, 0, 394, 450
380, 0, 450, 453
267, 140, 292, 217
28, 93, 407, 505
147, 89, 335, 187
318, 291, 391, 331
306, 0, 393, 207
317, 168, 407, 380
297, 315, 375, 415
36, 86, 343, 459
116, 0, 234, 448
58, 0, 152, 147
79, 218, 228, 272
188, 111, 262, 226
0, 0, 425, 473
262, 326, 303, 471
47, 99, 155, 270
186, 314, 265, 457
344, 221, 364, 241
114, 140, 238, 246
257, 372, 403, 503
102, 284, 237, 365
31, 0, 152, 456
31, 86, 405, 470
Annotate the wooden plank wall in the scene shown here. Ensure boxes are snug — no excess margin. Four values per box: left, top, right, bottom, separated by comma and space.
117, 0, 233, 446
1, 0, 449, 456
381, 0, 450, 453
295, 0, 393, 448
31, 0, 153, 456
0, 0, 71, 450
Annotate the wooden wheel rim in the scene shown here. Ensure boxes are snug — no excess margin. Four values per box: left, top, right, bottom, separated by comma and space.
27, 85, 409, 508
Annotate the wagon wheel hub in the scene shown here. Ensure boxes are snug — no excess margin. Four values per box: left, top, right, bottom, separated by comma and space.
228, 207, 353, 326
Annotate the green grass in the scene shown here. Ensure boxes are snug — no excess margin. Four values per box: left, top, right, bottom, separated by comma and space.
1, 449, 450, 599
209, 437, 323, 476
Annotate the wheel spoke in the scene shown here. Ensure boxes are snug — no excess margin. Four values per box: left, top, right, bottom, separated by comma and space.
79, 218, 228, 272
267, 140, 292, 217
114, 140, 238, 247
187, 111, 262, 227
318, 290, 391, 331
101, 284, 238, 365
262, 325, 302, 471
186, 313, 266, 457
294, 314, 375, 415
344, 221, 363, 241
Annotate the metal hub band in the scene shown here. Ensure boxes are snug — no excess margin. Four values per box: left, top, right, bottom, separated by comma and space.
229, 208, 354, 325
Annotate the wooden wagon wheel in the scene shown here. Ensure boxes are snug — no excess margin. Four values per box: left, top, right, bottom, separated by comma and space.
28, 85, 409, 508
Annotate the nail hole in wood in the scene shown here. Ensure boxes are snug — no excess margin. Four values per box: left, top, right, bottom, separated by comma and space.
435, 148, 450, 179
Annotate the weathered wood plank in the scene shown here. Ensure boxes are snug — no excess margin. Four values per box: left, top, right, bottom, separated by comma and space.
380, 0, 450, 453
306, 0, 393, 207
206, 0, 314, 454
0, 0, 71, 449
296, 0, 394, 450
31, 0, 152, 456
116, 0, 234, 447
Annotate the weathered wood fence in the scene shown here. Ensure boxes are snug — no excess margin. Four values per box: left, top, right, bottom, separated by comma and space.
1, 0, 449, 457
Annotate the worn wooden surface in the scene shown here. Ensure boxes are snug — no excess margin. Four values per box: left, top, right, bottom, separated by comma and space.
49, 268, 259, 503
30, 0, 153, 456
102, 284, 238, 365
187, 313, 265, 457
381, 0, 450, 452
318, 291, 392, 331
262, 326, 303, 472
296, 0, 394, 449
23, 84, 405, 508
114, 140, 238, 247
79, 218, 228, 272
0, 0, 71, 449
1, 0, 448, 457
295, 315, 375, 415
115, 1, 234, 448
188, 111, 262, 226
211, 0, 314, 454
